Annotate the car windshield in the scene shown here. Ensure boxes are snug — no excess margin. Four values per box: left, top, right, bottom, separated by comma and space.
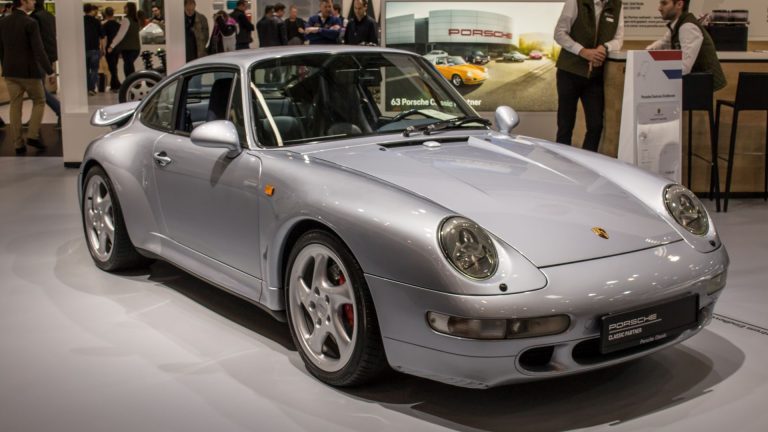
448, 56, 467, 65
249, 52, 479, 147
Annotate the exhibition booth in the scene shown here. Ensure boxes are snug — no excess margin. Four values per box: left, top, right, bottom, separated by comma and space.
2, 2, 768, 431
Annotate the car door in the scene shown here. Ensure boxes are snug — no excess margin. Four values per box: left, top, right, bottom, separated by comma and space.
152, 68, 264, 282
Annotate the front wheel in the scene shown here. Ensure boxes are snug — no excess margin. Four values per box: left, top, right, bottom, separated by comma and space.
451, 74, 463, 87
285, 230, 387, 386
118, 70, 164, 103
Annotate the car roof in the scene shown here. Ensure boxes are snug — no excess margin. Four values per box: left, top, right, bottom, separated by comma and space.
179, 45, 418, 71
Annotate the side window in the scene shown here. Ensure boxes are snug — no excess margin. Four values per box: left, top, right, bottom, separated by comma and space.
176, 70, 237, 134
140, 80, 178, 130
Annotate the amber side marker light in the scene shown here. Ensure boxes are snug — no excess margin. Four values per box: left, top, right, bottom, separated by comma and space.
264, 184, 275, 196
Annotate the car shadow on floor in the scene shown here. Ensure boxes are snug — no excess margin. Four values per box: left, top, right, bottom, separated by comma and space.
342, 331, 744, 432
124, 260, 296, 351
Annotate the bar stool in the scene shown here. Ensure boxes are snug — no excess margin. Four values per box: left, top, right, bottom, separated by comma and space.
683, 72, 719, 212
716, 72, 768, 212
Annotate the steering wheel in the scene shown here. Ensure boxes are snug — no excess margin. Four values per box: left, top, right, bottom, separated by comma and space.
389, 108, 426, 122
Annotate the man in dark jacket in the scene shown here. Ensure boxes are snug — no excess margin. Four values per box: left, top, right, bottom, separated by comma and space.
102, 7, 121, 92
31, 0, 60, 125
285, 5, 305, 45
554, 0, 624, 152
256, 5, 281, 47
647, 0, 726, 90
273, 3, 287, 45
344, 0, 377, 45
0, 0, 54, 154
230, 0, 254, 50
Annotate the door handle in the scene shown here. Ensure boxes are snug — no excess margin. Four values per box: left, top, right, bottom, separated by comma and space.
153, 151, 172, 167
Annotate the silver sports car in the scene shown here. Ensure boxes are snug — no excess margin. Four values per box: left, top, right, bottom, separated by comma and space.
80, 46, 728, 389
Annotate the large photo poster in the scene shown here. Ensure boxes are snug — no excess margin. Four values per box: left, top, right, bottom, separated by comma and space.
384, 1, 564, 112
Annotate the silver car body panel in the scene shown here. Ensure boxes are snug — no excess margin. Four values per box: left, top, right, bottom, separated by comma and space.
79, 46, 729, 388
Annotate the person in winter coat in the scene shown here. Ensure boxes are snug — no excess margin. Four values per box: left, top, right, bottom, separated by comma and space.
209, 10, 238, 54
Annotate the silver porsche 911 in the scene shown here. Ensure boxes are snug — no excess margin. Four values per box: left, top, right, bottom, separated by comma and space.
80, 46, 728, 389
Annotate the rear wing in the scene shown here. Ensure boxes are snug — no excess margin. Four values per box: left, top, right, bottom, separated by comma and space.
90, 101, 141, 127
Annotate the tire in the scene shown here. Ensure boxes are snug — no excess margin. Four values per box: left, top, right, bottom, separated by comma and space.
118, 71, 163, 103
82, 166, 149, 271
285, 230, 387, 386
451, 74, 463, 87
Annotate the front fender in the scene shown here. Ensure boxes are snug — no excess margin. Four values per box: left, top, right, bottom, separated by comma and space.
257, 150, 546, 299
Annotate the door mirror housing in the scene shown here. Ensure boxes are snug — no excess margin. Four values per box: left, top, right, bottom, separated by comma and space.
495, 106, 520, 134
190, 120, 242, 156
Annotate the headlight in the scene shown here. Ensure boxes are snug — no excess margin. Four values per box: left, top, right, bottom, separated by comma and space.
467, 71, 474, 77
664, 185, 709, 235
439, 217, 498, 279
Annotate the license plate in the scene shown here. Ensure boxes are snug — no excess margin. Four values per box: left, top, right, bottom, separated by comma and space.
600, 295, 698, 354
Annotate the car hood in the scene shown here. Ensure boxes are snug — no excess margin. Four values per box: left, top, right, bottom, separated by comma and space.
309, 135, 681, 267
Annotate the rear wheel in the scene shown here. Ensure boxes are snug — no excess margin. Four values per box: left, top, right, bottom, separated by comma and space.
285, 230, 387, 386
82, 166, 149, 271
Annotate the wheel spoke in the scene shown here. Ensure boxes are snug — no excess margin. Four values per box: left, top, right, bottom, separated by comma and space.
307, 327, 327, 354
311, 253, 329, 290
97, 229, 107, 254
104, 220, 115, 246
325, 281, 354, 308
99, 193, 112, 215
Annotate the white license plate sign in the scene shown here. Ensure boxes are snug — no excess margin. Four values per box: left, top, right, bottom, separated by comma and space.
600, 295, 698, 354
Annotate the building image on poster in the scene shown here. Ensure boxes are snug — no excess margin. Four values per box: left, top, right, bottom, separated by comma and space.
383, 1, 564, 112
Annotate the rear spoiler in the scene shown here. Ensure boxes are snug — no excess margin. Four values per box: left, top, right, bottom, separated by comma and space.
90, 101, 141, 127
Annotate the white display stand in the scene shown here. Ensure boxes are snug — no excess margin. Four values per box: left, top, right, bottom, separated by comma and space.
617, 50, 683, 182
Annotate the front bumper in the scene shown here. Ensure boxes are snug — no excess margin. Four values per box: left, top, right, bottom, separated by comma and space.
366, 240, 728, 388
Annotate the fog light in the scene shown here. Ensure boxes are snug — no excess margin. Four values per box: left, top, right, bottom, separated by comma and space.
427, 312, 570, 340
706, 271, 727, 295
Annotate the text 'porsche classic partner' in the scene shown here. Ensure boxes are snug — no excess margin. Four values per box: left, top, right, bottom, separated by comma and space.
81, 46, 728, 389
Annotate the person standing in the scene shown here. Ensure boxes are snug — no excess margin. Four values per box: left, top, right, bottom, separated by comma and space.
554, 0, 624, 152
31, 0, 60, 125
344, 0, 377, 45
183, 0, 209, 61
647, 0, 725, 90
256, 5, 280, 47
83, 4, 104, 96
273, 3, 287, 46
107, 3, 141, 80
102, 7, 121, 92
150, 5, 164, 28
230, 0, 254, 50
285, 5, 306, 45
0, 0, 55, 154
305, 0, 342, 45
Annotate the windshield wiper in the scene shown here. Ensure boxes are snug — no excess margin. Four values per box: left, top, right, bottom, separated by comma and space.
403, 116, 491, 137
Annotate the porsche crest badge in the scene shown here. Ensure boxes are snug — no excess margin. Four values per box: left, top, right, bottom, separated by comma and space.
592, 227, 609, 239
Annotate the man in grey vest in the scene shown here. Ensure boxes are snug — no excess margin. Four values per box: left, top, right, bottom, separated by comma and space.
554, 0, 624, 152
646, 0, 726, 91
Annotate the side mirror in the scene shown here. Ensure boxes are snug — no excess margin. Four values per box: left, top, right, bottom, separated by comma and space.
495, 106, 519, 134
190, 120, 242, 157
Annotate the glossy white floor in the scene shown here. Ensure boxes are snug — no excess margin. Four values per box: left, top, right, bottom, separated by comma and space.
1, 157, 767, 432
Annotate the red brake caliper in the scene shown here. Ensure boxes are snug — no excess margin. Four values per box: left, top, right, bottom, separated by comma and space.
338, 273, 354, 328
